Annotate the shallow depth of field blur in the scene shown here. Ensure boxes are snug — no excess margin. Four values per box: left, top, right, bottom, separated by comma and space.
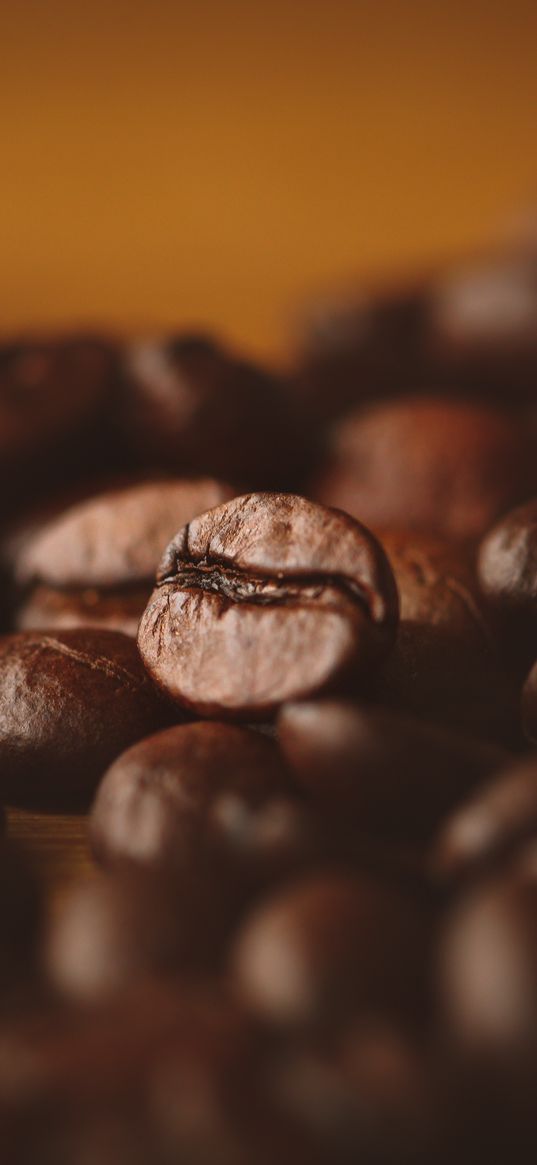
2, 0, 537, 358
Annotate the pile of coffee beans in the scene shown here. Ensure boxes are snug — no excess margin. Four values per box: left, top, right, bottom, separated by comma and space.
3, 246, 537, 1162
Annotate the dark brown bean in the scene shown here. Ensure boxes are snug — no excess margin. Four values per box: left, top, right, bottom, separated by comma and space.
121, 334, 306, 489
231, 871, 429, 1028
312, 397, 536, 541
522, 660, 537, 743
431, 755, 537, 883
373, 528, 519, 743
90, 721, 292, 871
478, 499, 537, 669
13, 478, 234, 637
438, 871, 537, 1059
138, 492, 398, 719
0, 630, 175, 807
43, 869, 235, 1000
278, 700, 507, 843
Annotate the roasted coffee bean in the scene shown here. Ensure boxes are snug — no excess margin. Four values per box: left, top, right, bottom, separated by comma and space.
122, 334, 306, 488
278, 701, 506, 844
0, 982, 254, 1133
231, 871, 429, 1028
293, 278, 427, 423
521, 660, 537, 743
0, 336, 119, 506
90, 721, 292, 871
438, 871, 537, 1059
138, 492, 398, 719
425, 251, 537, 400
432, 756, 537, 883
312, 397, 535, 541
378, 529, 490, 646
15, 584, 152, 638
43, 869, 234, 1000
0, 630, 174, 807
478, 499, 537, 669
372, 529, 518, 742
13, 478, 233, 636
267, 1020, 438, 1165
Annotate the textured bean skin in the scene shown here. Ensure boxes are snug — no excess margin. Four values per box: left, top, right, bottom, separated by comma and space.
138, 492, 398, 719
0, 630, 174, 806
13, 478, 233, 637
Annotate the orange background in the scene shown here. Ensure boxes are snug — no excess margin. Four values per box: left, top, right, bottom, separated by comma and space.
2, 0, 537, 359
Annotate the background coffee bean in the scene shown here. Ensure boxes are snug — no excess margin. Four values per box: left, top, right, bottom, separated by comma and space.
312, 397, 536, 541
121, 334, 309, 489
90, 721, 293, 872
138, 492, 398, 718
231, 871, 430, 1029
478, 499, 537, 671
371, 528, 519, 742
0, 630, 176, 807
278, 700, 507, 844
43, 869, 237, 1000
431, 755, 537, 883
438, 871, 537, 1060
12, 478, 234, 637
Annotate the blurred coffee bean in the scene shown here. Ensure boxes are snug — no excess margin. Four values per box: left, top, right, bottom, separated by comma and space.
0, 630, 175, 807
372, 528, 519, 743
478, 499, 537, 670
0, 982, 253, 1151
267, 1020, 439, 1165
90, 721, 292, 871
121, 333, 308, 489
12, 477, 234, 637
438, 871, 537, 1060
521, 660, 537, 743
231, 871, 429, 1029
312, 396, 536, 541
293, 278, 428, 423
425, 251, 537, 401
432, 755, 537, 883
138, 492, 398, 719
43, 869, 234, 1001
278, 700, 506, 844
0, 336, 120, 511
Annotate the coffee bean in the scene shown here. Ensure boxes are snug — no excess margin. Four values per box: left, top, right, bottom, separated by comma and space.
478, 499, 537, 669
43, 869, 232, 1000
372, 528, 519, 742
438, 871, 537, 1059
425, 252, 537, 400
231, 871, 429, 1028
12, 478, 234, 637
521, 661, 537, 743
122, 334, 306, 488
278, 700, 507, 844
294, 279, 427, 423
268, 1020, 438, 1165
432, 756, 537, 883
0, 337, 120, 508
0, 629, 175, 807
90, 721, 292, 871
312, 397, 535, 540
138, 492, 398, 718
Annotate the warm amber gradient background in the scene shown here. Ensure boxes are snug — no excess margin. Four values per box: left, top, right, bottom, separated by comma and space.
2, 0, 537, 359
